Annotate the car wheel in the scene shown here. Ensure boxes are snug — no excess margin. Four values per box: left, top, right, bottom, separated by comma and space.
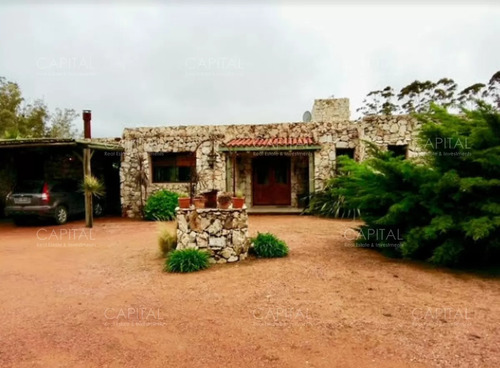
93, 202, 104, 217
54, 206, 68, 225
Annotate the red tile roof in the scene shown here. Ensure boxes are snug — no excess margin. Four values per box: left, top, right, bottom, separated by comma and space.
225, 137, 317, 147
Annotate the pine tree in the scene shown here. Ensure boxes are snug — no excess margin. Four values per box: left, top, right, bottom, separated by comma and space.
404, 104, 500, 265
315, 104, 500, 267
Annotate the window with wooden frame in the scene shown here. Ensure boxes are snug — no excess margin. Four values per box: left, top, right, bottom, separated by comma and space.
150, 152, 195, 183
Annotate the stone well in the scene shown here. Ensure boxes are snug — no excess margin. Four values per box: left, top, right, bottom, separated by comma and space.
176, 207, 250, 264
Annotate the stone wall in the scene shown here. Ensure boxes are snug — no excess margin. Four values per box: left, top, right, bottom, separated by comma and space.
359, 115, 424, 159
121, 119, 365, 217
176, 208, 250, 264
120, 135, 226, 218
311, 98, 350, 121
119, 98, 422, 218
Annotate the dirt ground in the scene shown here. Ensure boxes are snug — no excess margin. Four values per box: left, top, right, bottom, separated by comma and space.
0, 216, 498, 368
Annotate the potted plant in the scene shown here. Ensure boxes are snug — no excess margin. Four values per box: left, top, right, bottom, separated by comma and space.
177, 192, 191, 208
202, 189, 218, 208
189, 168, 211, 209
193, 196, 206, 209
217, 192, 232, 209
232, 190, 245, 209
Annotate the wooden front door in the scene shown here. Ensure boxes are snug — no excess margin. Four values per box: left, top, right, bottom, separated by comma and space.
252, 157, 291, 205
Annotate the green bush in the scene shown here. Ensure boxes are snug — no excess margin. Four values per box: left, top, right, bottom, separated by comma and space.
311, 104, 500, 267
158, 224, 177, 257
144, 190, 179, 221
252, 232, 289, 258
307, 172, 360, 219
331, 144, 436, 260
165, 249, 210, 273
402, 104, 500, 266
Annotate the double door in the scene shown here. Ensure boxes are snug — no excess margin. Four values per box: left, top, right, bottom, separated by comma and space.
252, 157, 291, 205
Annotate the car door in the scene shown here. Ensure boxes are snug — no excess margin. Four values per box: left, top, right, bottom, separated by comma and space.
50, 181, 73, 213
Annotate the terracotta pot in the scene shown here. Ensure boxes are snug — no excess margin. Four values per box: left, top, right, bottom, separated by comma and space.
232, 197, 245, 209
193, 197, 206, 209
178, 198, 191, 208
218, 198, 232, 209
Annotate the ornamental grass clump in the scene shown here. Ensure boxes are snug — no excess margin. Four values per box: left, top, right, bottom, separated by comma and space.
158, 224, 177, 257
165, 249, 210, 273
307, 174, 360, 219
82, 175, 105, 198
252, 232, 289, 258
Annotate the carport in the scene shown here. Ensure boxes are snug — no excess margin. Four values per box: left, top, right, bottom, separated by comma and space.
0, 138, 124, 222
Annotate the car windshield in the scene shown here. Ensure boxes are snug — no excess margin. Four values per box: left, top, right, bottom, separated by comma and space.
14, 180, 44, 193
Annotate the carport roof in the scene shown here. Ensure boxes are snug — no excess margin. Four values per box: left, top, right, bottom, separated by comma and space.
0, 138, 123, 151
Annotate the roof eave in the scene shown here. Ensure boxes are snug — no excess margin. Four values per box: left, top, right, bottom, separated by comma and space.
219, 145, 321, 152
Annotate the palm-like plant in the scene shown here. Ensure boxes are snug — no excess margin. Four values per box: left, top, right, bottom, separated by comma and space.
82, 175, 105, 198
81, 175, 105, 228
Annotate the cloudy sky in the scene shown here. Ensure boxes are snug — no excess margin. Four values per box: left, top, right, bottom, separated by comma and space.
0, 2, 499, 137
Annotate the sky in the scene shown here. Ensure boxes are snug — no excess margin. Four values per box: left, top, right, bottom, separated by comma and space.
0, 1, 499, 137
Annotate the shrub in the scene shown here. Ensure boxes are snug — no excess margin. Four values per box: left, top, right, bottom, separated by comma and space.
158, 224, 177, 257
307, 172, 360, 219
252, 232, 289, 258
144, 190, 179, 221
313, 104, 500, 267
165, 248, 210, 273
402, 104, 500, 266
333, 144, 436, 260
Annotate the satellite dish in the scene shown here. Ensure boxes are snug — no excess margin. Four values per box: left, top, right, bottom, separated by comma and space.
302, 111, 312, 122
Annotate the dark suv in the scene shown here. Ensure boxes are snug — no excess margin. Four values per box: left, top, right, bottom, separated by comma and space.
5, 180, 104, 225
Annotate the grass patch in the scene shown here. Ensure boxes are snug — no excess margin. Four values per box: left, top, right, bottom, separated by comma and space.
251, 232, 289, 258
165, 249, 210, 273
158, 224, 177, 257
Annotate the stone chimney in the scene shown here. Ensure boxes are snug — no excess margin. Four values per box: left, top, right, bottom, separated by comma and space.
83, 110, 92, 138
311, 98, 350, 121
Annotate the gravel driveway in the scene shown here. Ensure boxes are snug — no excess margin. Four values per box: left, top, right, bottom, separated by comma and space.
0, 216, 498, 368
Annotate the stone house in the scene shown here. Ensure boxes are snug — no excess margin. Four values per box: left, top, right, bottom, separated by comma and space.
120, 98, 422, 218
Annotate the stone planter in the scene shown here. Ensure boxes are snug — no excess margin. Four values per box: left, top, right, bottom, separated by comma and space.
176, 208, 250, 264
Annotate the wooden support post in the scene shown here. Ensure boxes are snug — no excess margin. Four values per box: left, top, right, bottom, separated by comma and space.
225, 154, 232, 192
83, 147, 93, 228
308, 152, 315, 195
232, 153, 236, 195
